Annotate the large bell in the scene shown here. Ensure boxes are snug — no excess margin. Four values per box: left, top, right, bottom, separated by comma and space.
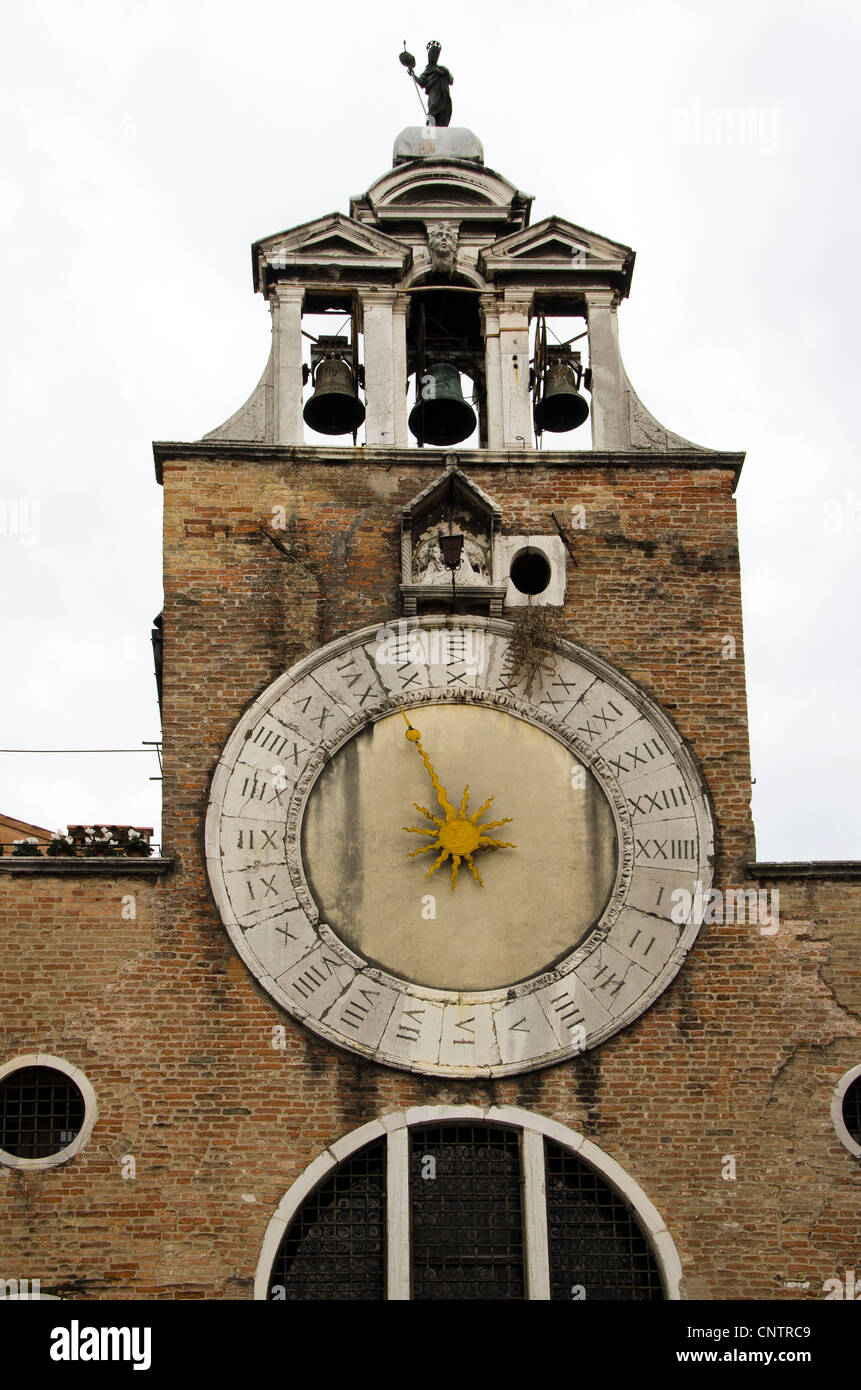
408, 363, 477, 446
303, 358, 366, 436
533, 361, 590, 434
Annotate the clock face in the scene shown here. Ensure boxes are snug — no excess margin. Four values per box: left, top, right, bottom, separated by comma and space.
205, 617, 714, 1077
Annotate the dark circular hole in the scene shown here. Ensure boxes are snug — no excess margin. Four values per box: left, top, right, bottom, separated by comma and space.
842, 1076, 861, 1143
510, 549, 552, 596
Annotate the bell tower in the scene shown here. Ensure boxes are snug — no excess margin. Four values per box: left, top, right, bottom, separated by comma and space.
3, 44, 858, 1318
146, 57, 848, 1305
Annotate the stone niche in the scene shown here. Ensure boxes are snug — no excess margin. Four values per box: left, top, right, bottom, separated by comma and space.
400, 463, 508, 616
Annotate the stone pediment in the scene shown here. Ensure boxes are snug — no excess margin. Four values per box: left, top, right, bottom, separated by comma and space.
253, 213, 411, 295
351, 162, 532, 236
479, 216, 635, 295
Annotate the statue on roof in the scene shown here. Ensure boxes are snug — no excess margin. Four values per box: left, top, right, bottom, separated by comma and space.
399, 40, 454, 128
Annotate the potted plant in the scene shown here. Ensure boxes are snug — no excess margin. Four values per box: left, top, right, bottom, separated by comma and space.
11, 837, 42, 857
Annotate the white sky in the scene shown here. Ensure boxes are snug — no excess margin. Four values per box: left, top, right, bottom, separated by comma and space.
0, 0, 858, 860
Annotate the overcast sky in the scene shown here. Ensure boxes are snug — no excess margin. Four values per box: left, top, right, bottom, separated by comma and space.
0, 0, 858, 860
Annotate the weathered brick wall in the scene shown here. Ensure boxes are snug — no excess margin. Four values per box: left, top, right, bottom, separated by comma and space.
1, 446, 857, 1301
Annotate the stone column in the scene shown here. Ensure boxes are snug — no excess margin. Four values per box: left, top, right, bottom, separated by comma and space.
584, 289, 628, 451
272, 285, 305, 446
499, 295, 533, 448
391, 295, 409, 448
360, 290, 402, 447
480, 295, 503, 449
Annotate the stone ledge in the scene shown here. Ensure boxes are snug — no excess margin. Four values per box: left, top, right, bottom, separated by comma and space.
153, 441, 745, 485
0, 857, 172, 877
747, 860, 861, 882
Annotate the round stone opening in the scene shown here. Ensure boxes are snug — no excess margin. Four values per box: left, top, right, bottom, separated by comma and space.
510, 548, 552, 595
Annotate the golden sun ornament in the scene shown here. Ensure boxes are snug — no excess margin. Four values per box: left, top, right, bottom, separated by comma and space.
401, 710, 516, 890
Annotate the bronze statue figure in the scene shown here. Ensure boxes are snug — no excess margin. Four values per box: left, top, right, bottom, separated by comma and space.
400, 40, 454, 128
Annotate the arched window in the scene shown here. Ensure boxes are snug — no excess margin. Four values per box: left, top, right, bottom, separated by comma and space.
257, 1107, 679, 1301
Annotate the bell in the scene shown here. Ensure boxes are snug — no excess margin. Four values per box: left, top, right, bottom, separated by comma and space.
303, 358, 366, 436
533, 361, 590, 434
408, 363, 477, 446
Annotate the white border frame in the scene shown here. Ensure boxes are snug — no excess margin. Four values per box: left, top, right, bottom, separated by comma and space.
0, 1055, 98, 1171
254, 1105, 682, 1301
830, 1064, 861, 1158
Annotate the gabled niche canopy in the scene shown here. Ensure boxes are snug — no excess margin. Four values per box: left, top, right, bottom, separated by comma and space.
401, 463, 507, 616
253, 212, 412, 296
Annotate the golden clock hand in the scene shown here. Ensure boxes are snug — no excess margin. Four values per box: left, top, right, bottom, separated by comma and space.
401, 709, 457, 820
401, 710, 516, 890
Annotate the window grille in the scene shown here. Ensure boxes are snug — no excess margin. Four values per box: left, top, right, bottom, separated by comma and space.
267, 1140, 385, 1300
545, 1138, 664, 1300
410, 1124, 525, 1300
265, 1120, 669, 1300
0, 1066, 85, 1160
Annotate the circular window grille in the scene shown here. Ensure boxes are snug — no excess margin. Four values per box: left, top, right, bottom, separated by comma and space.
0, 1063, 89, 1166
263, 1113, 669, 1301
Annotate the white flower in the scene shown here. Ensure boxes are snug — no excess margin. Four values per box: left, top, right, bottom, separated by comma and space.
85, 826, 95, 835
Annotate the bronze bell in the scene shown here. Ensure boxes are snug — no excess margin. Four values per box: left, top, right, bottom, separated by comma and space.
408, 363, 477, 446
533, 360, 590, 434
303, 358, 366, 436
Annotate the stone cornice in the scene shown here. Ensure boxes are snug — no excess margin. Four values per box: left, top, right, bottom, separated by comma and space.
0, 857, 173, 877
153, 441, 745, 486
747, 861, 861, 882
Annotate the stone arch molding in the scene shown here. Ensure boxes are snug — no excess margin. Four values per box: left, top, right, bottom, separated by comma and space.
831, 1063, 861, 1158
205, 616, 715, 1078
0, 1053, 98, 1171
253, 1105, 683, 1300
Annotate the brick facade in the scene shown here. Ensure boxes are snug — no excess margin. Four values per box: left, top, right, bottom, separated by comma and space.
1, 441, 857, 1300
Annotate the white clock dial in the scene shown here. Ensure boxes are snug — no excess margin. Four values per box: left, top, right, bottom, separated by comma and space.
205, 617, 714, 1077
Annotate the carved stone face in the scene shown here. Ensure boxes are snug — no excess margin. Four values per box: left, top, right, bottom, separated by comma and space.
427, 222, 458, 274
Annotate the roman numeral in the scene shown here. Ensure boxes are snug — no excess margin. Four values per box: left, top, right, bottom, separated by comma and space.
251, 725, 290, 756
336, 658, 362, 687
627, 785, 688, 816
340, 988, 381, 1030
237, 828, 279, 850
452, 1016, 476, 1044
575, 700, 623, 742
247, 874, 279, 900
628, 929, 656, 955
395, 664, 420, 689
336, 662, 377, 705
607, 738, 665, 777
291, 956, 340, 999
508, 1017, 530, 1033
396, 1007, 425, 1041
635, 838, 696, 861
276, 921, 297, 942
591, 964, 625, 996
550, 991, 584, 1031
241, 775, 269, 800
